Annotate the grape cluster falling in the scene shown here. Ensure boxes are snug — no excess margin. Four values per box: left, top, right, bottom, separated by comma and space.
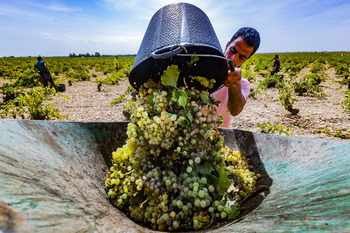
105, 65, 260, 231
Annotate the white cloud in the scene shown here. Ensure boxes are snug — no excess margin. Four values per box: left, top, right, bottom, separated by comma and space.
14, 0, 81, 12
42, 32, 53, 38
45, 4, 81, 12
42, 32, 142, 44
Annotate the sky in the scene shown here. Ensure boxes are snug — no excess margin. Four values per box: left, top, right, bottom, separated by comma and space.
0, 0, 350, 57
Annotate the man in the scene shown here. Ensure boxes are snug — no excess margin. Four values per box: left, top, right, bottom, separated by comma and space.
114, 56, 120, 70
210, 27, 260, 127
271, 54, 280, 75
33, 56, 59, 90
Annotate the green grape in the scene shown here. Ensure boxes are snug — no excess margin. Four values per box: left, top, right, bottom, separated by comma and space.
182, 205, 189, 212
172, 220, 179, 229
225, 206, 233, 214
194, 156, 201, 164
208, 185, 215, 192
198, 190, 205, 198
194, 198, 201, 207
176, 200, 183, 209
165, 179, 171, 186
221, 211, 227, 219
217, 205, 224, 212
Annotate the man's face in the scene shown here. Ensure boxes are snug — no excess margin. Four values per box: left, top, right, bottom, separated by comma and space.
224, 36, 254, 67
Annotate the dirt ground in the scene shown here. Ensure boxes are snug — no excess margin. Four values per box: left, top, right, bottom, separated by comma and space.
40, 66, 350, 141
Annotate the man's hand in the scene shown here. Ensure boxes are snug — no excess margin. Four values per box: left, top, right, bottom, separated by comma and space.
224, 68, 242, 89
224, 68, 245, 116
33, 67, 39, 73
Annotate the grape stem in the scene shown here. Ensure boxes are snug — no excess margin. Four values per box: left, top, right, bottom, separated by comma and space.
140, 197, 150, 208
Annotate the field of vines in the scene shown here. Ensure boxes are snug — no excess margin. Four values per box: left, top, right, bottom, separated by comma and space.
0, 56, 134, 120
0, 52, 349, 139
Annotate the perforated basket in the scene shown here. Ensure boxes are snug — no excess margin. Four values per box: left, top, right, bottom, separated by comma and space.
129, 3, 227, 92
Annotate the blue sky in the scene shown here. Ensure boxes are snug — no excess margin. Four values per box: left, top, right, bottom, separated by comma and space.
1, 0, 350, 57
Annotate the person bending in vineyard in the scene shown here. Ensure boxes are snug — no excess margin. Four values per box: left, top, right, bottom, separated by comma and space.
33, 56, 59, 91
114, 56, 120, 70
270, 54, 280, 75
210, 27, 260, 127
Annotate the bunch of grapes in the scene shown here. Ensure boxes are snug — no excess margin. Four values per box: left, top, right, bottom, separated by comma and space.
105, 66, 259, 231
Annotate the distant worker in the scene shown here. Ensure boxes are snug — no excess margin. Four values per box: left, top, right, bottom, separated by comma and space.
33, 56, 59, 91
114, 56, 120, 70
270, 54, 280, 75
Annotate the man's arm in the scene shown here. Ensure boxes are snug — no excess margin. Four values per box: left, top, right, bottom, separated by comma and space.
33, 66, 39, 73
43, 63, 49, 71
227, 83, 245, 116
224, 68, 246, 116
273, 60, 278, 72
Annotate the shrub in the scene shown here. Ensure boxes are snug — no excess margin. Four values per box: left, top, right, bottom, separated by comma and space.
242, 69, 255, 82
13, 70, 41, 87
335, 64, 349, 77
293, 74, 327, 98
253, 61, 269, 72
64, 71, 90, 81
341, 89, 350, 114
103, 71, 125, 85
310, 62, 324, 74
258, 73, 284, 89
0, 87, 67, 120
316, 129, 350, 139
257, 121, 294, 136
0, 83, 25, 102
293, 81, 307, 96
278, 86, 299, 115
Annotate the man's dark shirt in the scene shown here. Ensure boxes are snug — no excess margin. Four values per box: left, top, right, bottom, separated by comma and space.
273, 59, 280, 72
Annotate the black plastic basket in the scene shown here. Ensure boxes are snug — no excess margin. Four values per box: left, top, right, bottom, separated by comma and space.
129, 3, 228, 93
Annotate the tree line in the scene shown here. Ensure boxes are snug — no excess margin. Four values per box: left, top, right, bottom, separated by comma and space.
68, 52, 135, 58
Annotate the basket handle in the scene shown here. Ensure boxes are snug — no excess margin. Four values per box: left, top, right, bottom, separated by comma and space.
150, 46, 185, 59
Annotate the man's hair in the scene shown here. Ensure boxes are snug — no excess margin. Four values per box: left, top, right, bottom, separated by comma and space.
275, 54, 279, 59
230, 27, 260, 57
37, 56, 43, 61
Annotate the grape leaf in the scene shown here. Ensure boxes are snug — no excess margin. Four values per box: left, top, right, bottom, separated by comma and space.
178, 112, 192, 128
196, 162, 215, 175
204, 173, 220, 186
199, 91, 210, 104
146, 96, 154, 105
227, 206, 240, 220
218, 165, 230, 196
187, 56, 199, 67
161, 65, 180, 87
181, 111, 192, 128
178, 95, 187, 107
172, 89, 188, 108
